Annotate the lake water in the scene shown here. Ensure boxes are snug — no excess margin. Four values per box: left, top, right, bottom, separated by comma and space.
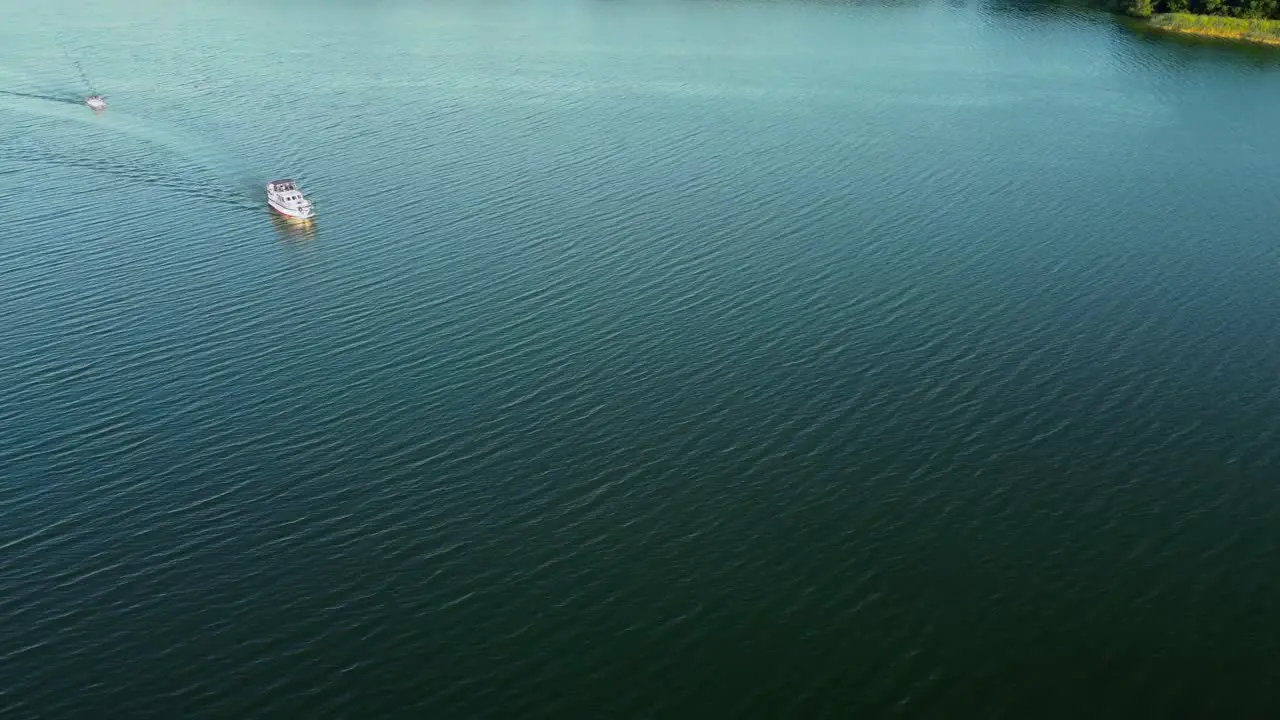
3, 0, 1280, 716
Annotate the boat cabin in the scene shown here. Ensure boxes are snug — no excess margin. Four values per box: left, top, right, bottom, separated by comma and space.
266, 179, 313, 220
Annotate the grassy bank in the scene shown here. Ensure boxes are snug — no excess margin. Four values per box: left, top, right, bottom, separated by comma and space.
1147, 12, 1280, 45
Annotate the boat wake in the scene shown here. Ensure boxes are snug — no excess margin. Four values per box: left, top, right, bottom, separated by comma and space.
63, 50, 96, 96
1, 144, 261, 213
0, 89, 82, 106
2, 71, 266, 216
0, 45, 269, 215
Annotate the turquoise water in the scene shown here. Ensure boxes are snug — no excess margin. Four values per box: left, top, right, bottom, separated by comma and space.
4, 0, 1280, 716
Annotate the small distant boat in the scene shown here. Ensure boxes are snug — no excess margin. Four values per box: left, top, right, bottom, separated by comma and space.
266, 179, 315, 221
84, 95, 106, 111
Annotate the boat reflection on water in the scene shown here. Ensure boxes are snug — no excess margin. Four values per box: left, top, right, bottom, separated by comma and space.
270, 213, 317, 243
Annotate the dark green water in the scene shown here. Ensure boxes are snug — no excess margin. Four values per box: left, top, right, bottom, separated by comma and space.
4, 0, 1280, 716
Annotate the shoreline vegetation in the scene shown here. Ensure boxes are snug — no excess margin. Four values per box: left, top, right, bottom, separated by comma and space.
1120, 0, 1280, 45
1144, 12, 1280, 44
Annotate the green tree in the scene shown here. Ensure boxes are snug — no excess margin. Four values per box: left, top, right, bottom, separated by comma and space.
1244, 0, 1278, 16
1167, 0, 1189, 11
1198, 0, 1224, 15
1128, 0, 1155, 15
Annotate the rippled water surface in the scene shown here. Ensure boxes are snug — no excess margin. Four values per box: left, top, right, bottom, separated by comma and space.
4, 0, 1280, 716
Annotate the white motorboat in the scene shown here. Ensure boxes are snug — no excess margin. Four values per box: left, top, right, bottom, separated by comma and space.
85, 95, 106, 111
266, 179, 315, 221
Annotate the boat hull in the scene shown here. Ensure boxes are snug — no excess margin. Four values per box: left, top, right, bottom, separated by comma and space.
267, 199, 314, 222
